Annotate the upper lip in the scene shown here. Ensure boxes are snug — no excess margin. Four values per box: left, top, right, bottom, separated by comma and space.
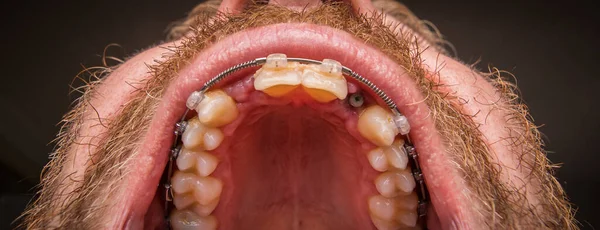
120, 23, 460, 229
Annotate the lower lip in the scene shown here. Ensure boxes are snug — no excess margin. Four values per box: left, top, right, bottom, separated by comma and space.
122, 23, 460, 228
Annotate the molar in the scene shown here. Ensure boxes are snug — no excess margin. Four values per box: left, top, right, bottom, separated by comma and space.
170, 210, 218, 230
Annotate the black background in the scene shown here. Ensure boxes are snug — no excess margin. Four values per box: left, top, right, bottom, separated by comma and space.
1, 0, 598, 229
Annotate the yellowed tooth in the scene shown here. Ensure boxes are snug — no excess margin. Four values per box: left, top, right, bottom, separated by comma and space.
170, 210, 218, 230
375, 172, 398, 198
358, 105, 399, 147
254, 54, 302, 97
193, 177, 223, 205
368, 195, 396, 221
176, 149, 197, 172
196, 152, 219, 177
301, 59, 348, 103
396, 192, 419, 211
173, 193, 196, 210
370, 215, 401, 230
367, 148, 389, 172
171, 171, 198, 194
396, 210, 418, 227
195, 90, 239, 128
181, 118, 207, 149
203, 128, 224, 151
384, 139, 408, 170
191, 199, 220, 216
394, 170, 416, 194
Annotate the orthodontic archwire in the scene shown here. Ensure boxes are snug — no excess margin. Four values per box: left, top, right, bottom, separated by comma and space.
162, 56, 429, 228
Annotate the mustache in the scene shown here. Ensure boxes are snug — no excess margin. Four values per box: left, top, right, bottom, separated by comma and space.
19, 1, 574, 229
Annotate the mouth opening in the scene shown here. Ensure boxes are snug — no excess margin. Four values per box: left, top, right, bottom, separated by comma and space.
160, 56, 428, 229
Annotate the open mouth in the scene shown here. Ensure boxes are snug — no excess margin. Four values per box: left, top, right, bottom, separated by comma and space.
124, 23, 459, 230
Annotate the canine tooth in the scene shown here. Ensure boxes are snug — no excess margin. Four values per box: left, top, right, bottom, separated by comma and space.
196, 90, 239, 127
193, 177, 223, 205
203, 128, 224, 151
176, 149, 197, 172
396, 210, 418, 227
191, 199, 220, 216
368, 195, 396, 221
384, 139, 408, 170
375, 172, 398, 198
196, 152, 219, 177
301, 59, 348, 103
170, 210, 217, 230
182, 118, 207, 149
358, 105, 399, 147
173, 193, 196, 210
254, 54, 301, 97
172, 171, 198, 194
367, 148, 389, 172
395, 170, 416, 193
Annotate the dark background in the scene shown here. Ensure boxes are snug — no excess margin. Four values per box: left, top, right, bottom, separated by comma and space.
1, 0, 598, 229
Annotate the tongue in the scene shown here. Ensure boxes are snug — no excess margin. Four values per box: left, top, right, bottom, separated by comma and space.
214, 105, 374, 229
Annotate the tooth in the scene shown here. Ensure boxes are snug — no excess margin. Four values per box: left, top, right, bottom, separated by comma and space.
396, 210, 418, 227
172, 171, 198, 194
375, 172, 398, 198
176, 149, 197, 172
193, 176, 223, 205
173, 193, 196, 210
396, 192, 419, 211
301, 59, 348, 103
370, 215, 401, 230
195, 90, 239, 128
368, 195, 396, 221
254, 53, 301, 97
182, 118, 207, 149
170, 210, 217, 230
394, 170, 416, 194
384, 139, 408, 170
203, 128, 224, 151
367, 148, 389, 172
191, 199, 220, 216
358, 105, 399, 147
196, 152, 219, 177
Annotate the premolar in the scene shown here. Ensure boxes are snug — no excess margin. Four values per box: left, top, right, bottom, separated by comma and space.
357, 105, 399, 147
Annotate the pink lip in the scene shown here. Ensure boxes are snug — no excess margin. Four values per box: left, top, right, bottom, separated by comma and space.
120, 23, 468, 229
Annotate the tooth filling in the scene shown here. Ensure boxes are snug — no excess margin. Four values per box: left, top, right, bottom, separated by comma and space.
164, 55, 428, 230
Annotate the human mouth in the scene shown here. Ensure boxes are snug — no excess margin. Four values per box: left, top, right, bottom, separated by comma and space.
121, 23, 470, 229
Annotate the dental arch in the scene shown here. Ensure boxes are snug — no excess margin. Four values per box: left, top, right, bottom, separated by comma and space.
162, 54, 430, 229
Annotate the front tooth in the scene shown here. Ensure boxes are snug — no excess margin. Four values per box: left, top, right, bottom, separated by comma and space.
367, 148, 389, 172
193, 176, 223, 205
358, 105, 399, 147
196, 152, 219, 177
301, 59, 348, 103
254, 53, 301, 97
384, 139, 408, 170
195, 90, 239, 128
368, 195, 396, 221
170, 210, 218, 230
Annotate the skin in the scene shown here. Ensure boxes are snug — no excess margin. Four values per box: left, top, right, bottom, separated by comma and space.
20, 0, 576, 229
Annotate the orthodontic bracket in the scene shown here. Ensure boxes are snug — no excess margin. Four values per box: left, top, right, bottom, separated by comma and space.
161, 55, 430, 228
